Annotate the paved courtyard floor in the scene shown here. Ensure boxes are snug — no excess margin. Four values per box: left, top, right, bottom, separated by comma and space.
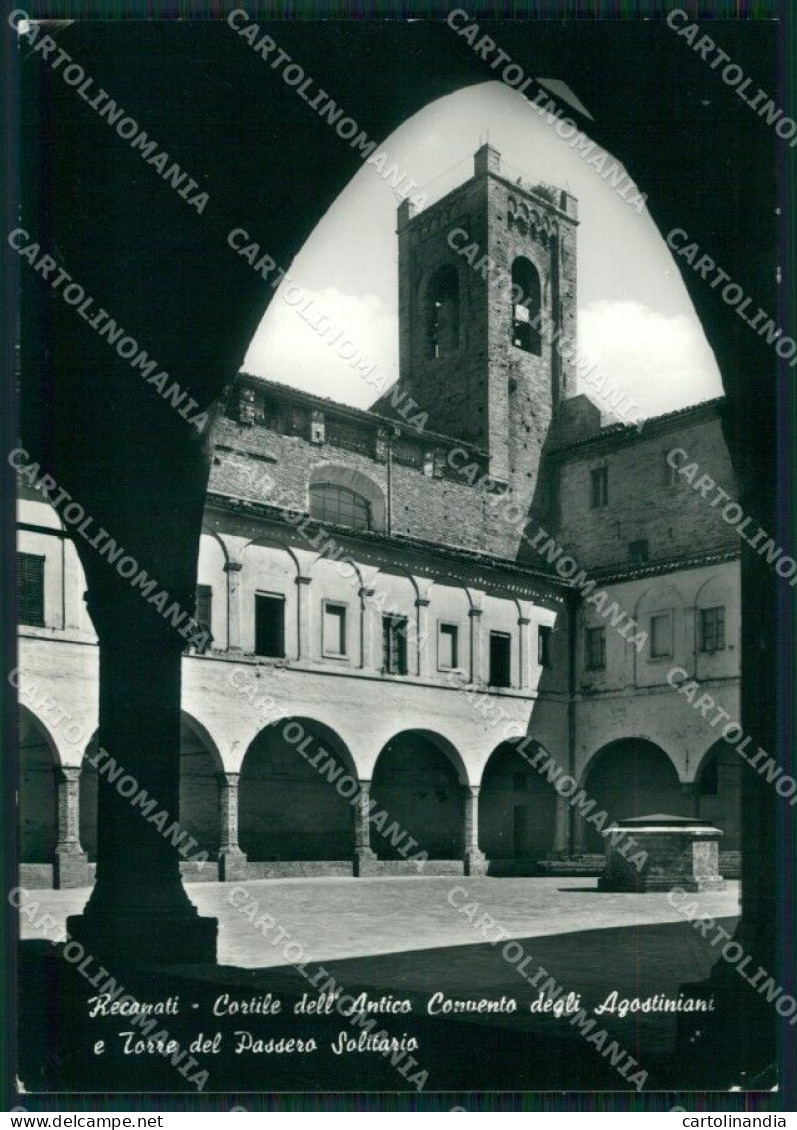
20, 874, 740, 969
19, 877, 744, 1092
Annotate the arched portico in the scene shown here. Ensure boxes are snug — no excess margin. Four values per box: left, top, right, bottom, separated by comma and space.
478, 739, 561, 867
239, 717, 359, 870
577, 738, 685, 853
370, 730, 470, 867
695, 739, 743, 854
80, 713, 226, 877
19, 705, 88, 888
179, 713, 225, 864
19, 706, 58, 870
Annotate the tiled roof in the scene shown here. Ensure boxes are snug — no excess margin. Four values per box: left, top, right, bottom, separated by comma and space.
205, 489, 566, 597
236, 370, 488, 455
553, 395, 725, 456
584, 544, 740, 586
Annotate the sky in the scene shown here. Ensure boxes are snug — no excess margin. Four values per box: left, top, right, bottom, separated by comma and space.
242, 81, 722, 421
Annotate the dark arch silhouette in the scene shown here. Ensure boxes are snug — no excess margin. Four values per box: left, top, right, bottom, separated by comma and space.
580, 738, 683, 853
14, 24, 778, 1067
79, 713, 225, 863
371, 729, 467, 861
239, 717, 358, 866
695, 739, 744, 853
18, 705, 60, 867
479, 738, 558, 866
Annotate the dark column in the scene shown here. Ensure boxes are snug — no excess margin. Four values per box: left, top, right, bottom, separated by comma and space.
463, 785, 487, 875
218, 771, 248, 881
353, 780, 377, 876
66, 585, 217, 963
53, 766, 89, 889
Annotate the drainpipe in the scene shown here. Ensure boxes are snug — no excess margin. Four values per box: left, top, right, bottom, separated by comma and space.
386, 425, 400, 536
567, 587, 578, 857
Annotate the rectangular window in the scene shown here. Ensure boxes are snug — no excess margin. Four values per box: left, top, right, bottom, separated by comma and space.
322, 602, 347, 658
585, 626, 606, 671
383, 615, 409, 675
18, 553, 44, 627
663, 451, 678, 487
590, 467, 608, 509
650, 612, 673, 659
489, 631, 511, 687
538, 625, 553, 668
629, 539, 649, 564
438, 623, 459, 670
255, 593, 285, 658
699, 606, 726, 653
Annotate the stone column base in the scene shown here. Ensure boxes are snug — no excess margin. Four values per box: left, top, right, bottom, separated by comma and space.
218, 848, 249, 882
354, 848, 378, 877
66, 911, 217, 965
53, 847, 89, 889
464, 849, 488, 876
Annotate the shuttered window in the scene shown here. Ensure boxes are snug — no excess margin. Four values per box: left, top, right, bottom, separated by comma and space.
18, 553, 44, 626
255, 594, 285, 657
383, 615, 409, 675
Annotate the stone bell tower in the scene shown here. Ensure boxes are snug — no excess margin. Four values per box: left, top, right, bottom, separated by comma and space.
394, 143, 578, 529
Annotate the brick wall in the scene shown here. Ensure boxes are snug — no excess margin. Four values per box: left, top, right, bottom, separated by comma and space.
393, 149, 578, 547
554, 405, 738, 571
211, 404, 522, 557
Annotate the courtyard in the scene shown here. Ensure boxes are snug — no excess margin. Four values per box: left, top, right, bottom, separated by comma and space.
19, 874, 740, 970
19, 875, 742, 1092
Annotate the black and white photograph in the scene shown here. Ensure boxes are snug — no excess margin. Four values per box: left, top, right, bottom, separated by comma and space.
3, 4, 794, 1116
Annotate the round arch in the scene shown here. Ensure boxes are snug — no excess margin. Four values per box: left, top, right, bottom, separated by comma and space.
19, 705, 60, 865
239, 716, 358, 862
579, 738, 684, 853
79, 714, 226, 862
478, 738, 558, 862
308, 465, 387, 533
370, 729, 467, 861
200, 527, 230, 566
241, 532, 301, 576
694, 738, 743, 852
179, 711, 225, 858
430, 575, 475, 611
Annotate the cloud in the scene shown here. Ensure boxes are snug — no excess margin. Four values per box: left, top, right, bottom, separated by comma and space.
243, 291, 723, 428
577, 300, 723, 421
242, 285, 398, 409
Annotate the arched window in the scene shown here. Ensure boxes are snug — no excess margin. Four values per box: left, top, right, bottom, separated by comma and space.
426, 265, 459, 359
511, 257, 542, 355
309, 483, 371, 531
